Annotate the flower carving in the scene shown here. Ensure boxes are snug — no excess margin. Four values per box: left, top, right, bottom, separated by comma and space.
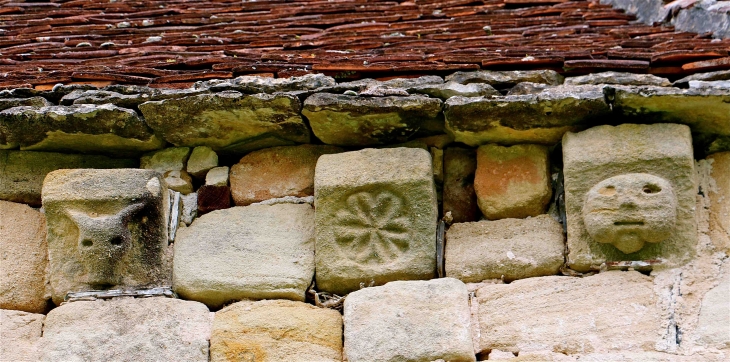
334, 189, 411, 264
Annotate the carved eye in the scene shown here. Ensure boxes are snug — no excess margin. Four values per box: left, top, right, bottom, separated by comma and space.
599, 186, 616, 196
81, 239, 93, 247
110, 236, 123, 246
643, 184, 661, 194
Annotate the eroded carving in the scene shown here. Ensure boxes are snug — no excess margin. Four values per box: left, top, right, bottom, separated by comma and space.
334, 190, 411, 264
582, 173, 677, 254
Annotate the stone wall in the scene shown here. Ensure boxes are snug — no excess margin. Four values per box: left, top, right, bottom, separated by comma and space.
1, 71, 729, 361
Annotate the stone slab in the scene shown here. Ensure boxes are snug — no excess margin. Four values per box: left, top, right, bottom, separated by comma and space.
139, 91, 309, 154
303, 93, 443, 146
314, 148, 438, 295
445, 215, 564, 282
231, 144, 342, 206
0, 104, 164, 155
344, 278, 475, 362
140, 147, 191, 173
474, 144, 552, 219
0, 150, 136, 207
187, 146, 218, 178
0, 96, 52, 111
40, 297, 211, 362
564, 72, 671, 86
206, 166, 229, 186
42, 169, 171, 304
475, 271, 663, 355
0, 201, 48, 313
443, 147, 479, 223
0, 309, 44, 362
708, 152, 730, 254
173, 204, 314, 308
211, 300, 342, 362
696, 263, 730, 349
563, 124, 697, 271
446, 70, 564, 89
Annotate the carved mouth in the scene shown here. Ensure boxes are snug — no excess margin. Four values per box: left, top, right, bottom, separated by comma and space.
614, 221, 645, 226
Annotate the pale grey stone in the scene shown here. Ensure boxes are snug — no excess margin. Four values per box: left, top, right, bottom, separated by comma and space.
180, 192, 198, 225
314, 148, 438, 295
0, 97, 51, 111
689, 80, 730, 90
674, 70, 730, 88
344, 278, 475, 362
205, 166, 229, 186
506, 82, 554, 95
187, 146, 218, 178
565, 72, 671, 87
140, 147, 191, 173
173, 204, 314, 308
200, 73, 336, 93
562, 124, 696, 271
446, 70, 564, 88
697, 262, 730, 349
0, 309, 44, 362
40, 297, 211, 362
163, 170, 194, 195
409, 81, 500, 99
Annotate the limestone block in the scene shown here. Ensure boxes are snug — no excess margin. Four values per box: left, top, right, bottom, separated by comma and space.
139, 91, 309, 154
181, 192, 198, 225
199, 73, 336, 93
231, 144, 342, 206
443, 147, 479, 223
211, 300, 343, 362
173, 204, 314, 308
0, 150, 136, 206
42, 169, 171, 304
612, 86, 730, 136
187, 146, 218, 178
302, 93, 443, 146
206, 166, 229, 186
0, 309, 44, 362
408, 81, 500, 100
164, 170, 194, 194
445, 215, 564, 282
40, 297, 211, 362
474, 144, 551, 219
708, 152, 730, 254
0, 104, 164, 155
140, 147, 191, 173
0, 201, 48, 313
197, 185, 231, 215
475, 271, 663, 354
446, 70, 564, 89
564, 72, 671, 86
314, 148, 438, 295
444, 85, 611, 146
563, 124, 697, 271
0, 96, 52, 111
344, 278, 475, 362
696, 266, 730, 349
506, 82, 554, 95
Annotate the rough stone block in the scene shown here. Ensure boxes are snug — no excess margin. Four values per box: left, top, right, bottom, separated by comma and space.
0, 201, 48, 313
197, 185, 231, 215
0, 150, 136, 206
139, 91, 309, 154
408, 81, 500, 100
206, 166, 229, 186
173, 204, 314, 308
164, 170, 194, 194
696, 262, 730, 349
564, 72, 671, 86
211, 300, 342, 362
563, 124, 697, 271
475, 271, 663, 355
445, 215, 564, 282
40, 297, 211, 362
443, 147, 479, 223
0, 309, 44, 362
0, 104, 164, 155
344, 278, 475, 362
231, 144, 342, 206
0, 96, 52, 111
708, 152, 730, 254
140, 147, 191, 173
444, 85, 611, 146
181, 192, 198, 225
475, 144, 551, 219
314, 148, 438, 295
42, 169, 171, 304
302, 93, 443, 146
446, 70, 564, 89
187, 145, 218, 178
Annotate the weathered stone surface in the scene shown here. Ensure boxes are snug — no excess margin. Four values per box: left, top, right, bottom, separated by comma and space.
565, 72, 671, 86
206, 166, 229, 186
475, 271, 663, 354
0, 150, 136, 206
612, 86, 730, 136
0, 309, 44, 362
689, 80, 730, 90
211, 300, 342, 362
563, 124, 696, 271
474, 144, 551, 219
446, 215, 564, 282
199, 73, 336, 93
674, 70, 730, 88
696, 265, 730, 349
40, 297, 211, 362
140, 147, 191, 173
446, 70, 564, 89
164, 170, 194, 194
708, 152, 730, 254
314, 148, 438, 295
358, 76, 444, 97
42, 169, 171, 304
187, 145, 218, 178
444, 85, 611, 146
197, 185, 231, 215
443, 147, 479, 223
139, 91, 309, 154
173, 204, 314, 308
0, 97, 51, 111
251, 195, 314, 206
0, 104, 164, 155
381, 75, 444, 88
599, 0, 668, 24
303, 93, 443, 146
180, 192, 198, 225
344, 278, 475, 362
409, 81, 500, 100
506, 82, 554, 95
231, 144, 342, 206
0, 201, 48, 313
60, 90, 146, 109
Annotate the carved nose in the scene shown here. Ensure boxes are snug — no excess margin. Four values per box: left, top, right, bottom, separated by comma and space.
619, 195, 637, 208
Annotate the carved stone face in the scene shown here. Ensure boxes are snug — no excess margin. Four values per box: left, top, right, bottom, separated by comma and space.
582, 173, 677, 254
